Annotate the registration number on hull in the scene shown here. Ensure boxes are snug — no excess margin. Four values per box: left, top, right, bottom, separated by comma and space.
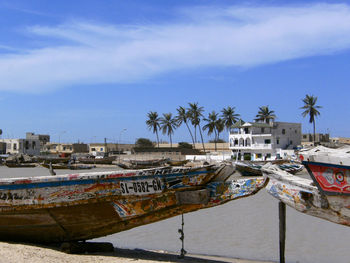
120, 178, 163, 195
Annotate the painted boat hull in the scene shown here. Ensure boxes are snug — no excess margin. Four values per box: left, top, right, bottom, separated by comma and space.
0, 164, 266, 243
262, 164, 350, 226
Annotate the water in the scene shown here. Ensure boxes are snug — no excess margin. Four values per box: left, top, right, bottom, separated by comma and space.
1, 166, 349, 263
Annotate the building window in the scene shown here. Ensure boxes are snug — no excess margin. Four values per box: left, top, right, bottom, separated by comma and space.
91, 148, 96, 151
32, 141, 36, 149
261, 128, 265, 133
282, 129, 286, 134
244, 128, 249, 134
63, 146, 66, 150
290, 140, 293, 145
264, 139, 271, 144
276, 139, 279, 144
13, 143, 17, 150
266, 153, 271, 158
256, 153, 262, 159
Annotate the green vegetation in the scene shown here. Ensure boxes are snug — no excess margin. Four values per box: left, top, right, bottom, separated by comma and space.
255, 106, 276, 124
177, 142, 193, 149
301, 94, 322, 143
160, 113, 177, 148
135, 138, 154, 148
146, 111, 160, 147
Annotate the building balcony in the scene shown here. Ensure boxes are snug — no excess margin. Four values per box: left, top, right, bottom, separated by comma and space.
230, 143, 273, 150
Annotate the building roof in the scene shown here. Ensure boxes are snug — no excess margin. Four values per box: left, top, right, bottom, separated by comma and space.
231, 120, 272, 128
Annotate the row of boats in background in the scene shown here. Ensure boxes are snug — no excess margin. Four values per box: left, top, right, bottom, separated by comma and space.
0, 145, 348, 244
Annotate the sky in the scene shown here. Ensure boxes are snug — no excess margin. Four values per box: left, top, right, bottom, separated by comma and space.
0, 0, 349, 144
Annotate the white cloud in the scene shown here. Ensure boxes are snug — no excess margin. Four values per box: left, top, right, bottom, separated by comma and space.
1, 3, 350, 93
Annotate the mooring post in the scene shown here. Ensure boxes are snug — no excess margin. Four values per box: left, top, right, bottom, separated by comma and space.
178, 213, 187, 258
279, 201, 286, 263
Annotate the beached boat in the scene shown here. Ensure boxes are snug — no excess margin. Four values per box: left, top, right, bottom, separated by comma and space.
236, 161, 303, 176
262, 146, 350, 227
4, 163, 37, 168
41, 163, 96, 170
126, 158, 170, 169
0, 164, 267, 243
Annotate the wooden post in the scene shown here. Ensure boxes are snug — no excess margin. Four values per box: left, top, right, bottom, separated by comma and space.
178, 214, 187, 258
279, 201, 286, 263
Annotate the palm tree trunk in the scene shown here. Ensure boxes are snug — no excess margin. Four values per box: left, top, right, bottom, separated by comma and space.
156, 130, 160, 148
170, 133, 173, 148
185, 121, 196, 148
214, 131, 217, 151
313, 120, 316, 145
198, 124, 206, 153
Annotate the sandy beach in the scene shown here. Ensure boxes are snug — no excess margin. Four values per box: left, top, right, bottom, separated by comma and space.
0, 242, 274, 263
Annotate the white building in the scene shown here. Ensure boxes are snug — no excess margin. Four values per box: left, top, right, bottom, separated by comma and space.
229, 121, 301, 161
2, 138, 41, 155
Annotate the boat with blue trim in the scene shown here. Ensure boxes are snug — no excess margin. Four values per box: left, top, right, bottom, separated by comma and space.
262, 146, 350, 226
0, 164, 267, 243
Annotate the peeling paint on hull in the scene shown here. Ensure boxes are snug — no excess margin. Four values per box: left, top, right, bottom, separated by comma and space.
0, 165, 266, 243
262, 164, 350, 227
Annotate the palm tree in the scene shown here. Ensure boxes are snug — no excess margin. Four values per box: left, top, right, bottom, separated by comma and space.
160, 113, 177, 148
255, 106, 276, 123
188, 102, 206, 152
300, 94, 322, 144
176, 106, 195, 148
203, 111, 219, 151
221, 106, 240, 132
216, 118, 225, 142
146, 111, 160, 147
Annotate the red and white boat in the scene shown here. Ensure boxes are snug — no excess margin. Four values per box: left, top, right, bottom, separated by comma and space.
262, 146, 350, 226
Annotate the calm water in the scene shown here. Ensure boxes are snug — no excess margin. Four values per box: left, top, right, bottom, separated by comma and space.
1, 166, 349, 263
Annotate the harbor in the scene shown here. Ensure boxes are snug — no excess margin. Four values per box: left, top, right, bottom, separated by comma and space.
0, 165, 348, 263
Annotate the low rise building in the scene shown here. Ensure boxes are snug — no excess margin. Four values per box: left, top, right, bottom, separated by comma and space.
2, 138, 41, 155
229, 121, 301, 161
42, 143, 89, 155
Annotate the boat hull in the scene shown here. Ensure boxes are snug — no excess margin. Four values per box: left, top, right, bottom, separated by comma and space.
0, 165, 267, 243
262, 164, 350, 227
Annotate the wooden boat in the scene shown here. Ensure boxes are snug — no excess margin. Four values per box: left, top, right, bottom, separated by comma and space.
126, 158, 170, 169
0, 164, 267, 243
5, 163, 37, 168
78, 156, 115, 165
236, 161, 303, 176
262, 146, 350, 227
41, 163, 96, 170
167, 160, 189, 166
235, 161, 263, 176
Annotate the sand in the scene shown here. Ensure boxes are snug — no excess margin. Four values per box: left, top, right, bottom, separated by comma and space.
0, 242, 274, 263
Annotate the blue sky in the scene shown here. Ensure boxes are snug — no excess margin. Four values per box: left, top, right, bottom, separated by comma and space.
0, 0, 349, 144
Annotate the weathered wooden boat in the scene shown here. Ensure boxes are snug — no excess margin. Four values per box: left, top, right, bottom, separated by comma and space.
236, 161, 303, 176
235, 161, 263, 176
41, 163, 96, 170
78, 156, 115, 165
5, 163, 37, 168
167, 160, 189, 166
262, 146, 350, 227
126, 158, 170, 169
0, 164, 267, 243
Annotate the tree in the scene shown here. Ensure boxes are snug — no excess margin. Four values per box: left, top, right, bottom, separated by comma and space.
146, 111, 160, 147
176, 106, 195, 148
216, 118, 225, 142
178, 142, 193, 149
221, 106, 240, 132
300, 94, 322, 144
203, 111, 219, 151
188, 102, 206, 152
135, 138, 154, 148
255, 106, 276, 123
160, 113, 177, 148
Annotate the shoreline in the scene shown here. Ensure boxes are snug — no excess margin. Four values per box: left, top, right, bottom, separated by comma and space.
0, 242, 275, 263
